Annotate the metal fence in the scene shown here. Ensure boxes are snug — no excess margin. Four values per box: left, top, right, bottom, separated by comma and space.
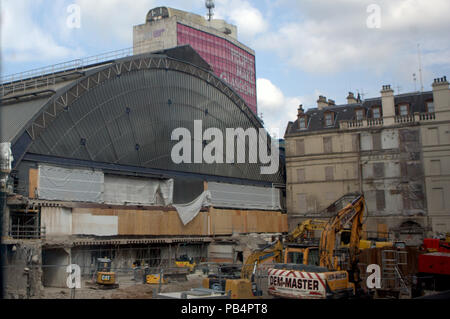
9, 225, 46, 239
0, 41, 163, 97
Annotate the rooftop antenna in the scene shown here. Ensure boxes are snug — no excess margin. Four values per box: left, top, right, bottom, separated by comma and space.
395, 84, 402, 94
413, 73, 417, 91
417, 43, 424, 92
357, 89, 366, 101
205, 0, 215, 21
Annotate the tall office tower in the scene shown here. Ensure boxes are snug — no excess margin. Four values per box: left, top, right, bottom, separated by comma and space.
133, 7, 257, 114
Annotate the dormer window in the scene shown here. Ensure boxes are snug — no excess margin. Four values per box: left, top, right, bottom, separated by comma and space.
426, 100, 435, 113
299, 117, 307, 129
355, 109, 365, 121
324, 112, 333, 127
372, 106, 381, 119
398, 103, 409, 116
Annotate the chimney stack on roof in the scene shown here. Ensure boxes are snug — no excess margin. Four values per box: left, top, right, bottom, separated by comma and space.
381, 84, 395, 119
432, 76, 449, 112
297, 104, 304, 118
346, 92, 357, 104
317, 95, 328, 110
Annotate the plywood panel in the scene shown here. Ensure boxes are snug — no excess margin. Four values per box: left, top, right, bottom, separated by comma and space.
73, 207, 285, 236
29, 168, 39, 199
377, 223, 388, 239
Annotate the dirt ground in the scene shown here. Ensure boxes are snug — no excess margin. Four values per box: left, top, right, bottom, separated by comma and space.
39, 273, 206, 299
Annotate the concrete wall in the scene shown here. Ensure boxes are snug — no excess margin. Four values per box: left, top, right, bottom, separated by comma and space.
42, 248, 70, 288
1, 242, 43, 298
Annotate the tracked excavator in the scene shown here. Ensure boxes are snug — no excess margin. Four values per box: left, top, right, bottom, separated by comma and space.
267, 194, 367, 299
203, 218, 328, 297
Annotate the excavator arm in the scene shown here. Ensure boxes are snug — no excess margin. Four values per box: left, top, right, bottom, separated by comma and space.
286, 219, 327, 243
319, 195, 365, 271
241, 240, 284, 280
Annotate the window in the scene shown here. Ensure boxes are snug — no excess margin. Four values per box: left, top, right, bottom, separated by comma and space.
299, 117, 306, 129
323, 136, 332, 153
296, 139, 305, 155
355, 109, 364, 121
428, 128, 439, 145
430, 160, 441, 175
296, 168, 305, 183
376, 190, 386, 211
399, 104, 409, 116
325, 166, 334, 181
372, 133, 382, 150
372, 107, 381, 119
373, 163, 385, 178
324, 113, 333, 127
426, 101, 435, 113
298, 193, 307, 213
431, 188, 445, 210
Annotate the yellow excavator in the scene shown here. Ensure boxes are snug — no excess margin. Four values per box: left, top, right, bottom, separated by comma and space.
240, 219, 328, 280
203, 218, 328, 297
95, 257, 119, 289
319, 195, 365, 272
267, 194, 366, 299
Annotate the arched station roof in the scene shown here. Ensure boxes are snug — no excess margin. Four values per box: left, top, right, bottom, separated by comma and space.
2, 46, 283, 185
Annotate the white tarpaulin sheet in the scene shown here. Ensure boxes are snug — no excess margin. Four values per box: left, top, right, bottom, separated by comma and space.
0, 142, 13, 172
103, 176, 173, 206
207, 182, 281, 210
173, 191, 211, 225
38, 164, 104, 202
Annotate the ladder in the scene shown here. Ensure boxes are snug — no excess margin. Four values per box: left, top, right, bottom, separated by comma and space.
381, 250, 409, 295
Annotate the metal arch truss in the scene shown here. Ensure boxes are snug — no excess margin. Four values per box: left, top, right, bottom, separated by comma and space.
25, 55, 261, 142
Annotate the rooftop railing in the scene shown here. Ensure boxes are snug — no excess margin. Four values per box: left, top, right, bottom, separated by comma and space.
0, 41, 163, 97
340, 112, 436, 129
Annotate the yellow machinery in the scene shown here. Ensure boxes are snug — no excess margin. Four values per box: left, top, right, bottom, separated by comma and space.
266, 194, 367, 299
175, 255, 196, 272
241, 219, 328, 279
146, 273, 168, 284
319, 195, 365, 272
202, 278, 256, 299
283, 246, 320, 265
241, 240, 284, 280
95, 257, 119, 289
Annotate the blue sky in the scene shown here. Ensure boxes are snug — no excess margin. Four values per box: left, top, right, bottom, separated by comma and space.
2, 0, 450, 133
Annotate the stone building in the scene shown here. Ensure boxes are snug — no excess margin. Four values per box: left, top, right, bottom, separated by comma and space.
284, 77, 450, 244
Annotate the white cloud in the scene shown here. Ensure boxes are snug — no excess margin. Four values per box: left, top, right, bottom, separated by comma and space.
253, 0, 450, 78
0, 0, 83, 64
214, 0, 268, 40
75, 0, 204, 45
257, 78, 312, 135
75, 0, 157, 44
